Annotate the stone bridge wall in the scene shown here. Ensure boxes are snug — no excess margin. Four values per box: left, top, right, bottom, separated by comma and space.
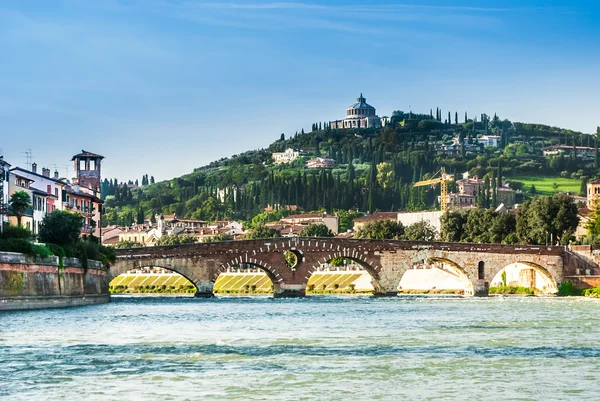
113, 238, 567, 297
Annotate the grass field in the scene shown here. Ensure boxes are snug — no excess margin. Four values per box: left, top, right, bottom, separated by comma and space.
509, 175, 582, 196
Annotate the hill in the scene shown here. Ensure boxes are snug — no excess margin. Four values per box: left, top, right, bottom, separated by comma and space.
100, 111, 598, 227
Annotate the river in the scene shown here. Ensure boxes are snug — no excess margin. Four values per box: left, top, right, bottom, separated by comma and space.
1, 296, 600, 400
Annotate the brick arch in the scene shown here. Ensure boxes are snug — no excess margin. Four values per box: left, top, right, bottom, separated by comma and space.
307, 250, 385, 293
489, 260, 559, 294
109, 259, 201, 292
218, 257, 283, 285
401, 251, 476, 296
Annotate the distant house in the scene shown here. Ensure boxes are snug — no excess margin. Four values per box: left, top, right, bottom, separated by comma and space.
437, 140, 483, 156
542, 145, 595, 160
479, 135, 501, 148
279, 213, 339, 234
306, 157, 335, 169
272, 148, 302, 164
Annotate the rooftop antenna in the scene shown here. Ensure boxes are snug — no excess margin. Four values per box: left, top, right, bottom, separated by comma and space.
23, 149, 32, 170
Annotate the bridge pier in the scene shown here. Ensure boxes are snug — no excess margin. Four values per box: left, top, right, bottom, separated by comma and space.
273, 284, 306, 298
194, 280, 214, 298
194, 291, 215, 298
373, 291, 398, 297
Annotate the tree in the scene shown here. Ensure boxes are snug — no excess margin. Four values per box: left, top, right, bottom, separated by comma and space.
280, 133, 285, 141
336, 210, 362, 233
356, 220, 404, 240
376, 162, 395, 189
38, 210, 84, 246
9, 191, 32, 227
440, 210, 467, 242
300, 223, 334, 237
404, 221, 437, 241
246, 224, 280, 239
516, 194, 578, 245
150, 176, 155, 184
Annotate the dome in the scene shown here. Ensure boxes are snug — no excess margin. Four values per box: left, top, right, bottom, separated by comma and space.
348, 93, 375, 110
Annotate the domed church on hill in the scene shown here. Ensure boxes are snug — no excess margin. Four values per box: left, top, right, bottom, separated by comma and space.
330, 93, 382, 129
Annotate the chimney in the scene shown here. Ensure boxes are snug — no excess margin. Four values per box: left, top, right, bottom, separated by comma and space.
42, 168, 50, 178
54, 170, 59, 179
31, 163, 37, 174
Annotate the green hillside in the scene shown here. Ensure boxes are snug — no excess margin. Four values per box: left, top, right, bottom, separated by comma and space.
100, 113, 596, 227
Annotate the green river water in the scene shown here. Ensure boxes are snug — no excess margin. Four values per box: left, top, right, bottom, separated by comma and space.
1, 296, 600, 400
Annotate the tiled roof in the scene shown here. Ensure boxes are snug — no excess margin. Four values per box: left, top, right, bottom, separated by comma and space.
71, 150, 105, 160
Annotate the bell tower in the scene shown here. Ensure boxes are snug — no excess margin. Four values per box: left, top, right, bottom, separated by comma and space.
72, 150, 104, 194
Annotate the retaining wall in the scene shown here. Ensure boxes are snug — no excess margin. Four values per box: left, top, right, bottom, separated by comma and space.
0, 252, 109, 311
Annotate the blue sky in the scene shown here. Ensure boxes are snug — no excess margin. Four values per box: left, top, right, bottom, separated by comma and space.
1, 0, 599, 181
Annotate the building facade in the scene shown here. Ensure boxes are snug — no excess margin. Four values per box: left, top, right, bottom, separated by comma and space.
272, 148, 301, 164
330, 94, 381, 129
306, 157, 336, 168
0, 157, 10, 230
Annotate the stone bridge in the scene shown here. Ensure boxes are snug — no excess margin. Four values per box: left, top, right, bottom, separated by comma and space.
111, 238, 582, 297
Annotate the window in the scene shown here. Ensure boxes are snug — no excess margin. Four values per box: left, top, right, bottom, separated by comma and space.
478, 261, 485, 280
80, 160, 86, 170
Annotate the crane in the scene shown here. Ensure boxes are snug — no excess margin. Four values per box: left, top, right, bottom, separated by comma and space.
413, 167, 454, 212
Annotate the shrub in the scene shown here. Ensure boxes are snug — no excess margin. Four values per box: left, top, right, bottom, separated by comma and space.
0, 238, 33, 255
32, 244, 53, 259
489, 286, 533, 295
0, 226, 33, 240
45, 243, 65, 258
557, 281, 580, 296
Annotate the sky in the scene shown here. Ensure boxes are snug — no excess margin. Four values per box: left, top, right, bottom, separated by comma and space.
1, 0, 599, 182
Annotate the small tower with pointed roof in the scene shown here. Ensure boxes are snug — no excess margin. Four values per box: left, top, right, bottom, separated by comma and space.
72, 150, 104, 194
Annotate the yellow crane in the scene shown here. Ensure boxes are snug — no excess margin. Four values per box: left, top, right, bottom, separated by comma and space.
413, 167, 454, 212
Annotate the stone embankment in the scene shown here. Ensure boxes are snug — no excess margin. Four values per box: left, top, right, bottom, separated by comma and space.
0, 252, 109, 311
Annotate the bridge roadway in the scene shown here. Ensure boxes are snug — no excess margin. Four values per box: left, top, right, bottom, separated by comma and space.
111, 237, 587, 297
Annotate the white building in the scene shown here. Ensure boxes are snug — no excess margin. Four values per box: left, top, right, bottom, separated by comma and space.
273, 148, 301, 164
479, 135, 501, 147
397, 211, 443, 234
0, 157, 10, 230
330, 94, 382, 129
10, 165, 66, 213
8, 169, 56, 234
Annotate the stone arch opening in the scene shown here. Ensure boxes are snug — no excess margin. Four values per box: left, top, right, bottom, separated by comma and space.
306, 253, 384, 295
213, 261, 276, 296
399, 256, 475, 296
478, 261, 485, 280
108, 264, 198, 295
490, 262, 558, 295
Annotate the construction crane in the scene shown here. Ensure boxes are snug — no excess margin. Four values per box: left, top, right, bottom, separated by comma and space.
413, 167, 454, 212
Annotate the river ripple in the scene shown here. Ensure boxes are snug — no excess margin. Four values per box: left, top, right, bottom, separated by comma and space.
1, 296, 600, 400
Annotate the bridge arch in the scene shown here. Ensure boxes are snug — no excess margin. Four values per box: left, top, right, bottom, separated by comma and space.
490, 261, 558, 294
217, 258, 282, 286
108, 260, 200, 293
307, 251, 385, 294
399, 253, 476, 296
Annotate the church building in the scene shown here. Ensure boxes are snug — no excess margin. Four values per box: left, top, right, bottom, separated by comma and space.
330, 94, 382, 129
